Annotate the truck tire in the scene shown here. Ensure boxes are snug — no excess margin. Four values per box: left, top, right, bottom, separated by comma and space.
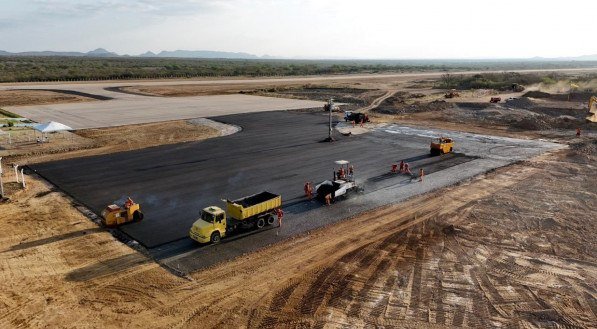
266, 215, 275, 225
133, 211, 144, 222
256, 218, 265, 229
211, 231, 221, 244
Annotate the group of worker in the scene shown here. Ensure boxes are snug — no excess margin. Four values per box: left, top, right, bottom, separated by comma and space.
333, 165, 354, 181
391, 160, 424, 182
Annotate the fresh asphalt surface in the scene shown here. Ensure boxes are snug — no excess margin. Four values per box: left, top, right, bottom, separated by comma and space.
30, 111, 472, 245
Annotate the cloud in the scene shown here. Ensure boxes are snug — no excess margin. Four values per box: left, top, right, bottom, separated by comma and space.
30, 0, 227, 17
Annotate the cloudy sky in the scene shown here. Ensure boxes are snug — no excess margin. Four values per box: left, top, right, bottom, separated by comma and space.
1, 0, 595, 59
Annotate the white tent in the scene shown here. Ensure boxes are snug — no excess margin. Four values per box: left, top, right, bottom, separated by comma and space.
33, 121, 73, 133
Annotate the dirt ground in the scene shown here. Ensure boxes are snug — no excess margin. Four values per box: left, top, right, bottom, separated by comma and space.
1, 76, 595, 328
0, 90, 94, 107
1, 120, 219, 165
0, 141, 594, 328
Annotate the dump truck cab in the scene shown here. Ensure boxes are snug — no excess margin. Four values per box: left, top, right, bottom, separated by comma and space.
430, 137, 454, 155
101, 202, 143, 227
190, 206, 227, 244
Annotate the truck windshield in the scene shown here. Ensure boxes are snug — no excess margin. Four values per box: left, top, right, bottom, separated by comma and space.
201, 211, 215, 223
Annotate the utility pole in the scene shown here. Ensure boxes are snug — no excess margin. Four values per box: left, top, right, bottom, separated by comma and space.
324, 98, 335, 142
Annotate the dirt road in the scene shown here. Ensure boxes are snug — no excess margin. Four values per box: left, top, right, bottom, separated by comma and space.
0, 144, 594, 328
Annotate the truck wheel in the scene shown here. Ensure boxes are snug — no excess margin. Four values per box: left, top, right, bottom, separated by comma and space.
210, 231, 221, 244
266, 215, 275, 225
133, 211, 144, 222
256, 218, 266, 229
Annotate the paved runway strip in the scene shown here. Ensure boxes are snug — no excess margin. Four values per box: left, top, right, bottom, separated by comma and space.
30, 111, 562, 272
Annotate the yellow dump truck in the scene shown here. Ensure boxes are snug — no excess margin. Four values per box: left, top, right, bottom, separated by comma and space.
189, 191, 282, 244
430, 137, 454, 155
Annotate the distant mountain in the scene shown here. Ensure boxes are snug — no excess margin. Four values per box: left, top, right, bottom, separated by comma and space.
152, 50, 259, 59
86, 48, 119, 57
139, 51, 157, 57
531, 54, 597, 61
0, 48, 264, 59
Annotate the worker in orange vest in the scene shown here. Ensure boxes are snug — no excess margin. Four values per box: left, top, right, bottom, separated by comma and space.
399, 160, 405, 172
276, 208, 284, 227
338, 167, 345, 180
391, 164, 398, 173
419, 168, 425, 182
124, 197, 134, 209
325, 193, 332, 206
404, 163, 412, 175
304, 182, 313, 199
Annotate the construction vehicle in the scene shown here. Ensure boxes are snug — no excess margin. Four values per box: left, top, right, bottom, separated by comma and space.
587, 96, 597, 123
315, 160, 359, 203
101, 198, 143, 227
430, 137, 454, 155
511, 83, 525, 92
490, 97, 501, 103
444, 90, 460, 98
189, 191, 281, 244
344, 111, 370, 123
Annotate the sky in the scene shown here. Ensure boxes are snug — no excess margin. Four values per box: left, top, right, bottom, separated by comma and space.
0, 0, 596, 59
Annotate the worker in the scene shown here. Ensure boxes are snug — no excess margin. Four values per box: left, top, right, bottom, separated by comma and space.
124, 197, 134, 208
348, 165, 354, 179
333, 169, 337, 181
419, 168, 425, 182
325, 193, 332, 206
399, 160, 405, 172
359, 119, 364, 128
304, 182, 313, 199
404, 163, 412, 175
276, 208, 284, 227
338, 167, 345, 180
391, 164, 398, 173
576, 127, 581, 137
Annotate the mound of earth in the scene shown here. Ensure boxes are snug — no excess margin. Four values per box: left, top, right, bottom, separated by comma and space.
506, 97, 535, 109
570, 139, 597, 156
523, 91, 551, 98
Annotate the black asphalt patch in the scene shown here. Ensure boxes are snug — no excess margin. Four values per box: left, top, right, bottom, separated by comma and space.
31, 111, 473, 249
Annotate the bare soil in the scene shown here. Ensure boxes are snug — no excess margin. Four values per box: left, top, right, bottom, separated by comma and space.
0, 90, 94, 107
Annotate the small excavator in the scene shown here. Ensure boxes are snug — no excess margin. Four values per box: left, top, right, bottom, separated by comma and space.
587, 96, 597, 123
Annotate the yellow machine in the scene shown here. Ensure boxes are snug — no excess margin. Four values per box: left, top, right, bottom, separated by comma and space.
190, 191, 281, 244
101, 201, 143, 227
587, 96, 597, 123
430, 137, 454, 155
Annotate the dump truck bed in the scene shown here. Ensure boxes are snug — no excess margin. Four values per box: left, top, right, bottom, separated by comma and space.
226, 191, 281, 221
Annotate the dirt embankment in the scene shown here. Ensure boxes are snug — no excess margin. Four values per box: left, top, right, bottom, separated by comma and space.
371, 90, 594, 133
4, 120, 220, 165
0, 90, 96, 107
0, 143, 594, 328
